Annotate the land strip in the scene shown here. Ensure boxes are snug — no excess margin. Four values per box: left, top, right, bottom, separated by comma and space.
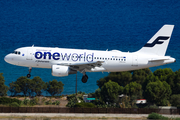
0, 113, 179, 120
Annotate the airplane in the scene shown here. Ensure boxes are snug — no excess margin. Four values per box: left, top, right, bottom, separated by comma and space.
4, 25, 176, 83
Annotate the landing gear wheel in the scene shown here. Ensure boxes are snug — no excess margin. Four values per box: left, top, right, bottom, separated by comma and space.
81, 75, 88, 83
27, 74, 31, 78
27, 67, 32, 78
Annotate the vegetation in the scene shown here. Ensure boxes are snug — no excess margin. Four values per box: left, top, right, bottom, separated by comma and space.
46, 79, 64, 96
75, 102, 96, 108
66, 93, 85, 108
8, 77, 64, 97
0, 97, 21, 106
170, 94, 180, 107
0, 73, 9, 96
1, 67, 180, 108
96, 68, 180, 107
147, 112, 168, 119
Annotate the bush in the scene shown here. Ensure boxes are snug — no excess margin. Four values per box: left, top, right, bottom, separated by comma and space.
67, 94, 76, 100
147, 112, 168, 119
74, 102, 96, 108
29, 99, 38, 106
22, 98, 30, 105
9, 102, 20, 107
45, 100, 52, 105
52, 100, 60, 105
0, 97, 21, 105
66, 94, 78, 108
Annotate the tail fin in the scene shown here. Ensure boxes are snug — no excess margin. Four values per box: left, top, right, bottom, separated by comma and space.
137, 25, 174, 56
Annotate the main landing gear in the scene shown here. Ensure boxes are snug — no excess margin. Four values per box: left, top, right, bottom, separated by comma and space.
81, 74, 88, 83
27, 67, 32, 78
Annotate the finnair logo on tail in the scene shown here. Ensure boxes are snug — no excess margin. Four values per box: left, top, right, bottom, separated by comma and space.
144, 36, 169, 47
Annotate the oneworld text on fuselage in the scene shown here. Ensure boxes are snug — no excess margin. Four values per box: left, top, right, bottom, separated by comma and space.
35, 51, 94, 62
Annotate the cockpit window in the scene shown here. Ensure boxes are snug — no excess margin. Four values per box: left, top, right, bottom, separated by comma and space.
13, 51, 21, 55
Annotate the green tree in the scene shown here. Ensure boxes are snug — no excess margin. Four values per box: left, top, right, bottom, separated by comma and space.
173, 69, 180, 94
145, 80, 172, 106
100, 80, 121, 104
0, 73, 9, 96
153, 68, 174, 79
15, 76, 31, 96
124, 82, 142, 99
31, 76, 47, 96
153, 68, 175, 91
97, 71, 132, 88
170, 94, 180, 107
46, 79, 64, 96
9, 81, 21, 96
132, 68, 152, 84
142, 74, 159, 90
94, 88, 101, 99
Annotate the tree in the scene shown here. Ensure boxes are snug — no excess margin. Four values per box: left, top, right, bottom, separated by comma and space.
97, 71, 132, 88
100, 80, 121, 104
15, 76, 31, 96
31, 76, 47, 96
142, 74, 159, 90
132, 68, 152, 84
124, 82, 142, 99
0, 73, 9, 96
9, 81, 21, 96
145, 80, 172, 106
173, 69, 180, 94
170, 94, 180, 107
46, 79, 64, 96
153, 68, 175, 91
153, 68, 174, 79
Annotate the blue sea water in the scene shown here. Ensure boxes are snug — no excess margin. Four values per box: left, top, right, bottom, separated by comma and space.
0, 0, 180, 95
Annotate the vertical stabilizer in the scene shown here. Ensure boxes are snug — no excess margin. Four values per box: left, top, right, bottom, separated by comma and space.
137, 25, 174, 56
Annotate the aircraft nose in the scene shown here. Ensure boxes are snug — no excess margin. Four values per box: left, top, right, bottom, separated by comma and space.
4, 54, 13, 64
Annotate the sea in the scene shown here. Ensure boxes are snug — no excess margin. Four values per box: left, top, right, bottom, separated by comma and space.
0, 0, 180, 95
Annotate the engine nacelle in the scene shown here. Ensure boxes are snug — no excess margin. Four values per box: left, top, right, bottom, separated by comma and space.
52, 65, 77, 77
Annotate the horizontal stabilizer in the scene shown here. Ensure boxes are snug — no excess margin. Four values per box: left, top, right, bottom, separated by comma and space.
148, 56, 171, 62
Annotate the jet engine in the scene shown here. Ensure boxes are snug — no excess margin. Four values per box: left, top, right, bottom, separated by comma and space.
52, 65, 77, 77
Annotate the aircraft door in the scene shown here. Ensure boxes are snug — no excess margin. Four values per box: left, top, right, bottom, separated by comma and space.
27, 49, 33, 60
132, 55, 138, 66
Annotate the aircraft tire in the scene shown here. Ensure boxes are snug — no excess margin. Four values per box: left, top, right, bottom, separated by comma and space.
81, 75, 88, 83
27, 74, 31, 78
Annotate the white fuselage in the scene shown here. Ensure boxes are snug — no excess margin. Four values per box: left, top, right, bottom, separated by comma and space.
4, 46, 175, 73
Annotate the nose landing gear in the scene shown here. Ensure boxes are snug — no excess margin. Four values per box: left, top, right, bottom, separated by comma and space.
27, 67, 32, 78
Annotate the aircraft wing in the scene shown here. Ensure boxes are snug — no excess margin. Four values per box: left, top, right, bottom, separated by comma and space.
57, 61, 104, 71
